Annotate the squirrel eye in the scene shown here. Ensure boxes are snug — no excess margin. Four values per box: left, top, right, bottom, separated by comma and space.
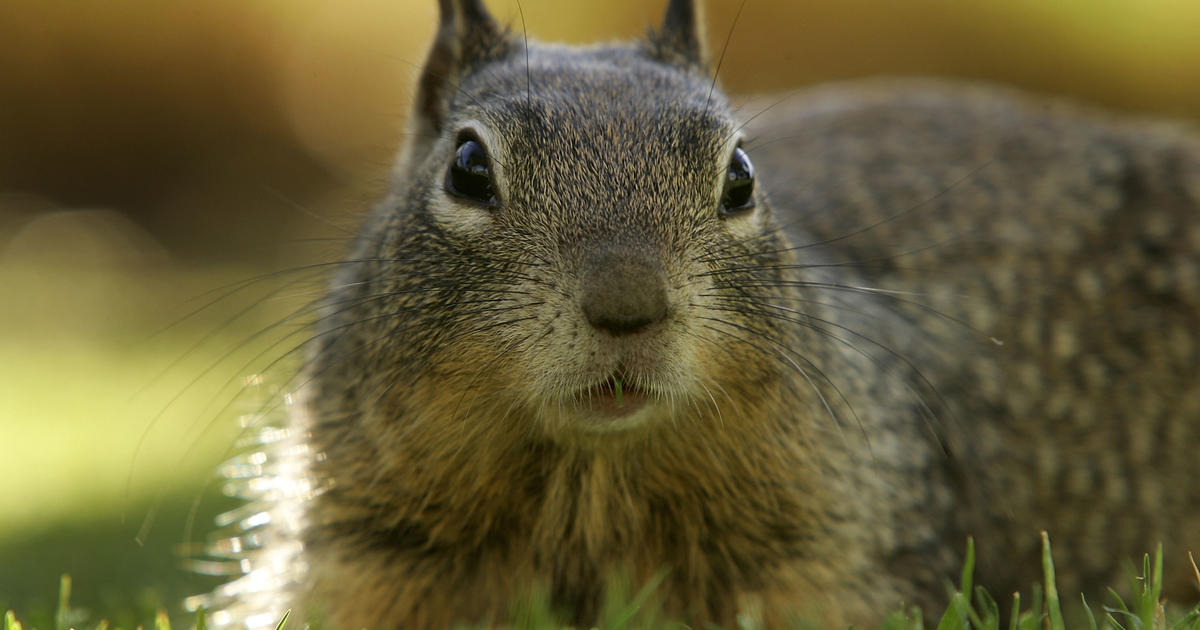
719, 147, 755, 216
445, 138, 497, 205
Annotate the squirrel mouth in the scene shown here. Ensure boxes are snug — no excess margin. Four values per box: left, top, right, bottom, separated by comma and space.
580, 371, 648, 417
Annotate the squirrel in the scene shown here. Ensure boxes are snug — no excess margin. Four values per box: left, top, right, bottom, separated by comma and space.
191, 0, 1200, 628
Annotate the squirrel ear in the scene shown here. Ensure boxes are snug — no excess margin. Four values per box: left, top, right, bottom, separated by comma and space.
414, 0, 508, 137
651, 0, 709, 68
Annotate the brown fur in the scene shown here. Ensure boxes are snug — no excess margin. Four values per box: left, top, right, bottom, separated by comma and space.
199, 1, 1200, 628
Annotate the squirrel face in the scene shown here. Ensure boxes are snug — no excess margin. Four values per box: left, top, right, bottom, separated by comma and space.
322, 0, 792, 440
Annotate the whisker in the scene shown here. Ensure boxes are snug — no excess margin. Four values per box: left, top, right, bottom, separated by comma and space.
137, 261, 362, 347
695, 232, 964, 271
722, 279, 1001, 344
134, 275, 539, 534
259, 183, 360, 239
704, 0, 748, 116
705, 300, 947, 451
128, 267, 329, 403
443, 321, 557, 465
692, 323, 824, 462
696, 315, 857, 444
516, 0, 532, 129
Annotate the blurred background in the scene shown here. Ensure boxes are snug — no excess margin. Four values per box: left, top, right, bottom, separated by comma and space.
2, 0, 1199, 623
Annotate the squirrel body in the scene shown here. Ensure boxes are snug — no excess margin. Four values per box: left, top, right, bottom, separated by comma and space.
198, 1, 1200, 627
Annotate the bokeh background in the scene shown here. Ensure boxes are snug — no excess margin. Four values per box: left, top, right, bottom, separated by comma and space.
2, 0, 1199, 623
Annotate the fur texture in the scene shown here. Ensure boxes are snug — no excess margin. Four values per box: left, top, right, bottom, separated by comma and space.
196, 2, 1200, 628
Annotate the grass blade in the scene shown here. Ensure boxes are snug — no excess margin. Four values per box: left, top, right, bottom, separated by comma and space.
1081, 594, 1099, 630
960, 538, 976, 597
1041, 532, 1066, 630
971, 585, 999, 629
56, 575, 71, 630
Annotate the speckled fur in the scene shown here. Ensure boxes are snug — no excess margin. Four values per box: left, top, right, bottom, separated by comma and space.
203, 2, 1200, 628
751, 79, 1200, 604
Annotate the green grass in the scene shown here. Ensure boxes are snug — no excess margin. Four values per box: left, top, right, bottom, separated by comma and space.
0, 263, 302, 628
5, 536, 1199, 630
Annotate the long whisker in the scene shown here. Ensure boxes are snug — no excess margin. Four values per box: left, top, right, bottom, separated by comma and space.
259, 183, 361, 239
695, 233, 964, 270
136, 259, 396, 347
693, 322, 828, 462
696, 315, 857, 443
517, 0, 532, 128
705, 299, 948, 448
725, 279, 1002, 344
704, 0, 748, 116
134, 245, 539, 530
130, 276, 532, 483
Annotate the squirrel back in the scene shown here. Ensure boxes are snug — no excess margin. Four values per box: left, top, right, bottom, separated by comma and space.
750, 79, 1200, 600
195, 2, 1200, 628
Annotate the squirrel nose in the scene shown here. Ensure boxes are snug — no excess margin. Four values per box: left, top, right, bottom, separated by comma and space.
580, 248, 668, 335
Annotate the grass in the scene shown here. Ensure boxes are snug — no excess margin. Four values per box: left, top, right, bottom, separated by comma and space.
4, 535, 1199, 630
0, 263, 301, 628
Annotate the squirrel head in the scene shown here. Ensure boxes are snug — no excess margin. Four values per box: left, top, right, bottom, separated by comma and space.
325, 0, 792, 441
409, 0, 710, 145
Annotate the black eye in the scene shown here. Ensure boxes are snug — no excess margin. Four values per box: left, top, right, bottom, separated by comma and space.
445, 137, 497, 205
719, 147, 755, 216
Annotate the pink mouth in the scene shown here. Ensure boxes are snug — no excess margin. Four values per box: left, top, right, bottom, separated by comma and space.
582, 373, 648, 417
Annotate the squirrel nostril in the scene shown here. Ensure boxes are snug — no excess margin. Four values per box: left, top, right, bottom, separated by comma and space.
580, 253, 669, 335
